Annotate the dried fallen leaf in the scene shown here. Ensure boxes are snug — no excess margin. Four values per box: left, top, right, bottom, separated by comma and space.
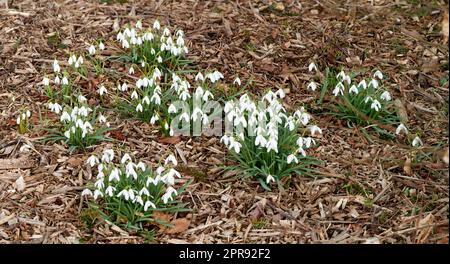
443, 11, 449, 43
166, 218, 190, 234
158, 136, 181, 145
67, 157, 83, 167
14, 176, 26, 192
109, 130, 126, 141
403, 157, 412, 175
442, 147, 449, 165
151, 211, 172, 231
273, 2, 285, 12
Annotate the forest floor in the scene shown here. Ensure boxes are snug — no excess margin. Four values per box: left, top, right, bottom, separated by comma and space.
0, 0, 448, 244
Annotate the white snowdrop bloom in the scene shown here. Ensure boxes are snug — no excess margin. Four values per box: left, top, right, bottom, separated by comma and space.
266, 174, 275, 184
153, 20, 160, 30
370, 99, 381, 112
60, 111, 71, 122
308, 62, 317, 72
142, 96, 150, 105
163, 27, 170, 36
287, 154, 299, 164
109, 168, 120, 182
48, 102, 62, 114
62, 76, 69, 85
64, 130, 71, 139
298, 147, 306, 157
162, 186, 178, 204
349, 85, 359, 94
336, 71, 346, 80
304, 137, 315, 148
150, 93, 161, 105
343, 75, 351, 85
93, 190, 103, 200
86, 155, 99, 167
395, 123, 408, 135
117, 189, 130, 201
380, 91, 391, 101
131, 90, 139, 100
88, 45, 96, 55
81, 189, 93, 197
77, 94, 87, 103
179, 90, 190, 101
195, 72, 204, 82
139, 187, 150, 197
180, 112, 190, 123
53, 59, 60, 73
156, 166, 165, 176
168, 104, 177, 114
116, 32, 124, 41
153, 68, 162, 80
165, 154, 178, 166
43, 77, 50, 86
373, 70, 383, 80
122, 39, 130, 49
358, 80, 367, 89
119, 83, 128, 92
129, 66, 135, 75
144, 200, 156, 211
266, 138, 278, 153
202, 90, 214, 102
255, 134, 267, 147
364, 96, 373, 104
136, 162, 146, 171
332, 82, 344, 97
157, 56, 163, 63
128, 189, 135, 201
229, 138, 242, 153
276, 89, 285, 99
412, 136, 423, 147
94, 178, 105, 189
150, 114, 159, 125
98, 85, 107, 96
125, 162, 138, 179
105, 186, 115, 197
98, 114, 107, 124
136, 103, 143, 112
220, 135, 230, 146
233, 77, 241, 86
102, 149, 115, 163
136, 20, 142, 29
121, 153, 132, 164
369, 79, 379, 89
68, 55, 75, 65
309, 125, 322, 136
135, 196, 144, 206
202, 114, 209, 125
98, 42, 105, 50
307, 81, 317, 91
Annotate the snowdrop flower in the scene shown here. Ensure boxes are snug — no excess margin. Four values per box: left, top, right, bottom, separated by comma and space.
129, 66, 135, 75
105, 186, 115, 197
98, 42, 105, 50
144, 200, 156, 211
88, 45, 96, 55
337, 71, 346, 80
373, 70, 383, 80
369, 79, 379, 89
163, 27, 170, 36
349, 85, 358, 94
153, 20, 160, 30
396, 123, 408, 135
150, 114, 159, 125
157, 56, 163, 63
165, 154, 178, 166
151, 93, 161, 105
136, 103, 143, 112
93, 190, 103, 200
117, 189, 130, 200
81, 189, 93, 197
136, 20, 142, 29
98, 85, 107, 96
48, 102, 62, 114
195, 72, 204, 82
342, 75, 351, 85
229, 138, 242, 153
358, 80, 367, 89
142, 96, 150, 105
43, 77, 50, 86
255, 134, 267, 147
276, 89, 285, 99
233, 77, 241, 86
98, 114, 107, 124
266, 174, 275, 184
162, 186, 178, 204
307, 81, 317, 91
77, 94, 87, 103
121, 153, 132, 164
60, 111, 71, 122
168, 104, 177, 114
202, 90, 213, 102
62, 76, 69, 85
332, 82, 344, 96
102, 149, 114, 163
370, 99, 381, 112
120, 83, 128, 92
380, 91, 391, 101
412, 136, 423, 147
308, 62, 317, 72
109, 168, 120, 182
86, 155, 99, 167
287, 154, 299, 164
309, 125, 322, 136
131, 91, 139, 100
53, 59, 60, 73
180, 112, 190, 123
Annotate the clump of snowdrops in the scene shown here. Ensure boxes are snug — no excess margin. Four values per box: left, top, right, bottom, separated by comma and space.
116, 20, 190, 76
43, 98, 111, 152
82, 149, 190, 230
221, 89, 322, 190
16, 109, 31, 134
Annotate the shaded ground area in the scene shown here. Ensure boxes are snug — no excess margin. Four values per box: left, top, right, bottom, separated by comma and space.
0, 0, 448, 243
